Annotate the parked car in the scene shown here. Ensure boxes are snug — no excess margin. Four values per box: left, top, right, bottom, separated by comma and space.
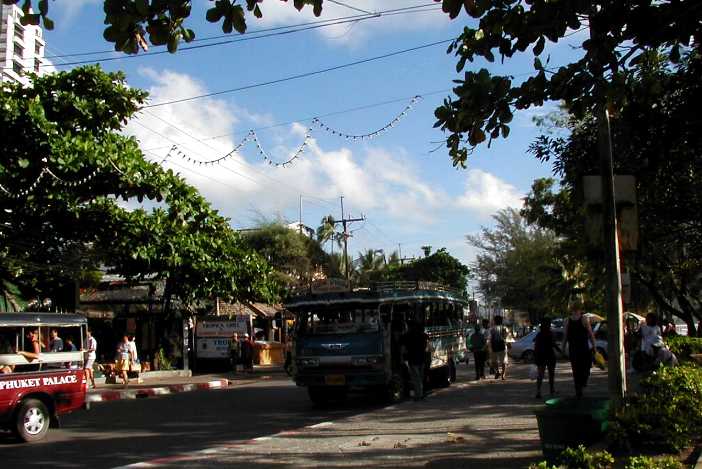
508, 328, 566, 362
509, 319, 609, 362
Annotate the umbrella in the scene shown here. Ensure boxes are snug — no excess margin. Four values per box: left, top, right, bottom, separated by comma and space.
585, 313, 605, 322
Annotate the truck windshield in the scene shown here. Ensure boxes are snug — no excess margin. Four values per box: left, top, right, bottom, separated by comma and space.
297, 307, 380, 335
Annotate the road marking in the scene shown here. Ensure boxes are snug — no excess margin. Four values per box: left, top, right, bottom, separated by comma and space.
307, 421, 333, 428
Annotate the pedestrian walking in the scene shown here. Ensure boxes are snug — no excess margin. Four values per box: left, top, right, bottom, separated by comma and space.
229, 332, 241, 373
562, 300, 597, 398
469, 323, 487, 380
84, 329, 97, 388
534, 318, 559, 398
400, 320, 428, 400
489, 316, 509, 380
116, 335, 131, 388
128, 335, 141, 382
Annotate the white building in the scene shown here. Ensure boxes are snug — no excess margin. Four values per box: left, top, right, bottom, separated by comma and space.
0, 3, 52, 86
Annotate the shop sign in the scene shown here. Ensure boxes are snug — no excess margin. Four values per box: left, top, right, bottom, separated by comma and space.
196, 338, 231, 359
196, 315, 248, 337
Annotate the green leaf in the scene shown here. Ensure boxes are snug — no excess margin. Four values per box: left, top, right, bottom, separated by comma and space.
253, 4, 262, 19
167, 35, 179, 53
42, 16, 54, 30
135, 0, 149, 17
533, 36, 545, 56
38, 0, 48, 16
18, 159, 30, 169
206, 7, 224, 23
534, 57, 543, 70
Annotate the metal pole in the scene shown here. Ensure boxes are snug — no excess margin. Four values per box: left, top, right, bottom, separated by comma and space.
597, 104, 627, 403
299, 194, 303, 235
341, 196, 349, 283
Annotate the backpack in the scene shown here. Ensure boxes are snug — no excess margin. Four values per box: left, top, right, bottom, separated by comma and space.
491, 327, 506, 352
470, 330, 486, 351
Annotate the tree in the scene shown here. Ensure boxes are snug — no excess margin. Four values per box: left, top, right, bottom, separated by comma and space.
5, 0, 322, 54
316, 215, 342, 255
523, 52, 702, 335
467, 208, 579, 323
387, 248, 470, 294
241, 221, 338, 291
352, 249, 386, 286
434, 0, 701, 166
0, 65, 277, 309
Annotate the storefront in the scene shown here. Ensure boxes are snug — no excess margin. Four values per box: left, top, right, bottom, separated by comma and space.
78, 279, 188, 371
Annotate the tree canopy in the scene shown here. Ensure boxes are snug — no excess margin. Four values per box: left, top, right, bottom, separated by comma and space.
467, 208, 581, 323
241, 221, 340, 292
434, 0, 701, 166
522, 51, 702, 334
5, 0, 322, 54
0, 65, 277, 309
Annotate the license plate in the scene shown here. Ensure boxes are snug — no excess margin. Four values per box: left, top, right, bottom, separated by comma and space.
324, 374, 346, 385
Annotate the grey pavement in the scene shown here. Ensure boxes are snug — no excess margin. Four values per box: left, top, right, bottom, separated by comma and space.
125, 361, 609, 469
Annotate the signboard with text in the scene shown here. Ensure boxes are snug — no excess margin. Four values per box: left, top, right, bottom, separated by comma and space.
196, 316, 249, 338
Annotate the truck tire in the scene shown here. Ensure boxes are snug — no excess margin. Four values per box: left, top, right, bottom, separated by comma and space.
385, 372, 406, 404
449, 359, 457, 383
15, 398, 50, 442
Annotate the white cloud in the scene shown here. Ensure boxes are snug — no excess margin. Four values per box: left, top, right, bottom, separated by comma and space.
456, 169, 524, 216
126, 68, 447, 228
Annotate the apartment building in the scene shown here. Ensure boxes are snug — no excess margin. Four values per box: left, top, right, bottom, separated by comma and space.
0, 3, 52, 85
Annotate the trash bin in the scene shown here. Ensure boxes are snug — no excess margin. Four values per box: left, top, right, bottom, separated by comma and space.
534, 397, 610, 463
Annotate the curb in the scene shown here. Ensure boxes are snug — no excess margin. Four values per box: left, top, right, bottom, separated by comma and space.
86, 379, 229, 403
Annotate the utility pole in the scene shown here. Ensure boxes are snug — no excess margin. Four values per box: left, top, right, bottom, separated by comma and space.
331, 196, 364, 284
298, 194, 303, 236
589, 13, 627, 404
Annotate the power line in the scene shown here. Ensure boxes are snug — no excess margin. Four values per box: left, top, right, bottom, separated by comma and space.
37, 4, 439, 66
142, 88, 452, 152
132, 117, 337, 208
143, 38, 453, 108
327, 0, 375, 15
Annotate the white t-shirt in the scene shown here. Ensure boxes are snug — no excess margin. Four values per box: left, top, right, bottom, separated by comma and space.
128, 340, 138, 362
86, 336, 97, 360
640, 324, 662, 355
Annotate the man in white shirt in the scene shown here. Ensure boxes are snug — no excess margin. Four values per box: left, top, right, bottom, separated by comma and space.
84, 329, 97, 389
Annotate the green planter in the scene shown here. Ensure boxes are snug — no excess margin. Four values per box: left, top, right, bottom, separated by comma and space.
535, 397, 610, 463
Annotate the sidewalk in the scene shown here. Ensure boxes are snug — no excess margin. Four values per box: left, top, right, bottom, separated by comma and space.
87, 364, 286, 404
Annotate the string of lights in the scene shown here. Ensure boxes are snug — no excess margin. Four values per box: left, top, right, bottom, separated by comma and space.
168, 132, 253, 166
148, 95, 421, 169
249, 128, 313, 168
311, 95, 422, 141
0, 166, 102, 199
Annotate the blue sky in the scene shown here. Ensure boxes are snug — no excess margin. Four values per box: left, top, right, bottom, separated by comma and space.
43, 1, 583, 267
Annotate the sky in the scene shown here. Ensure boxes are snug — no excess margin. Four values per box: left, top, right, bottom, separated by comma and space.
41, 1, 584, 269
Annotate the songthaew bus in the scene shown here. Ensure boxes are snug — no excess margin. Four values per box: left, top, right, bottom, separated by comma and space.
0, 313, 88, 442
286, 281, 468, 404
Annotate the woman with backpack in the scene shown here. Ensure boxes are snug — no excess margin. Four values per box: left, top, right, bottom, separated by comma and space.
469, 323, 487, 380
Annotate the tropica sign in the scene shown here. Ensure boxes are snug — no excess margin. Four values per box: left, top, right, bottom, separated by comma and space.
0, 374, 78, 390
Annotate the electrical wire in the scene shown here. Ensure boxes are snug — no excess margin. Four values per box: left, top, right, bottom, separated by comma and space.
143, 38, 453, 108
38, 3, 441, 66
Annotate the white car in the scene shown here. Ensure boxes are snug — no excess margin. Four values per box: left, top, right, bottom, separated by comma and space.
509, 322, 609, 362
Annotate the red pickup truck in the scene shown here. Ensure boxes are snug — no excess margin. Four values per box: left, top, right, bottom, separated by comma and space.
0, 313, 88, 442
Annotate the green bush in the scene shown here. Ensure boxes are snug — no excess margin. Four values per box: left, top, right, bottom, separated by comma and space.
528, 445, 614, 469
609, 365, 702, 451
666, 336, 702, 363
624, 455, 683, 469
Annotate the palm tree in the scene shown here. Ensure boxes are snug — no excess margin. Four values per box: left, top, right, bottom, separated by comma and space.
353, 249, 386, 285
316, 215, 342, 255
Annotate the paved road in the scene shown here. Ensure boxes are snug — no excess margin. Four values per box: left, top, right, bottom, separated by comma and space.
0, 362, 608, 469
